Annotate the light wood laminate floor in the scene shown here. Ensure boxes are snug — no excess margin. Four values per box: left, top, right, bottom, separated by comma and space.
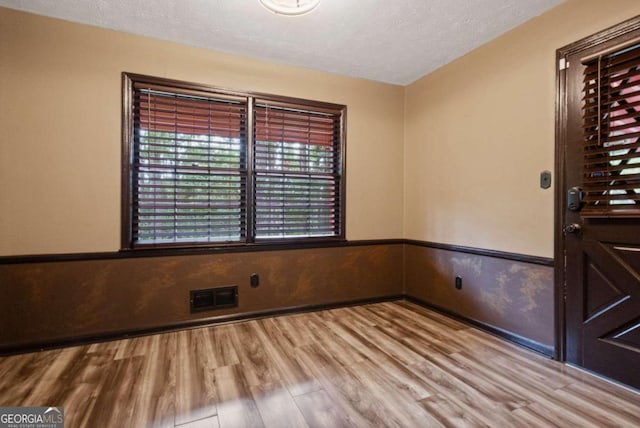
0, 301, 638, 427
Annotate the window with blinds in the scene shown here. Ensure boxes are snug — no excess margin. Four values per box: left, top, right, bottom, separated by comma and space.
254, 103, 342, 239
122, 73, 345, 249
582, 44, 640, 216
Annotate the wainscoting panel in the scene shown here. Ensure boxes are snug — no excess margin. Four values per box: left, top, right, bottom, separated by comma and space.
0, 244, 403, 351
1, 242, 556, 356
404, 244, 555, 355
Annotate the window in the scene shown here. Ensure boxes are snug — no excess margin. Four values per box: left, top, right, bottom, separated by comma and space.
582, 44, 640, 215
122, 73, 346, 249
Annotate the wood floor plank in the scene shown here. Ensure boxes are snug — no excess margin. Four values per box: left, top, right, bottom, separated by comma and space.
420, 393, 491, 428
250, 381, 309, 428
508, 404, 569, 428
360, 324, 425, 365
374, 305, 468, 355
427, 352, 530, 412
214, 364, 264, 428
0, 351, 60, 405
175, 329, 218, 426
294, 343, 405, 428
515, 401, 602, 428
130, 333, 176, 428
0, 301, 638, 428
408, 359, 517, 427
227, 321, 280, 388
61, 383, 101, 428
350, 305, 395, 327
397, 301, 468, 330
365, 357, 434, 401
449, 350, 608, 428
0, 353, 37, 388
87, 356, 145, 427
327, 318, 394, 363
19, 346, 87, 407
113, 335, 155, 360
274, 314, 317, 348
548, 383, 637, 428
211, 326, 240, 368
305, 314, 367, 368
250, 318, 322, 397
347, 358, 445, 427
294, 389, 353, 428
561, 381, 640, 424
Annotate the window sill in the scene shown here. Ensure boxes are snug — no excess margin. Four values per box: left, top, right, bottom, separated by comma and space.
120, 237, 350, 257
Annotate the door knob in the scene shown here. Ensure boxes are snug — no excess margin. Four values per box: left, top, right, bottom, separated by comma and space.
564, 223, 581, 234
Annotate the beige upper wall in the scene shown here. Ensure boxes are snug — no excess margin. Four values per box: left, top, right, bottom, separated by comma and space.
0, 7, 404, 256
404, 0, 640, 258
4, 2, 639, 258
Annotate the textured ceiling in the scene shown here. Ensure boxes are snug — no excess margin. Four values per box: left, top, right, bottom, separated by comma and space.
0, 0, 566, 85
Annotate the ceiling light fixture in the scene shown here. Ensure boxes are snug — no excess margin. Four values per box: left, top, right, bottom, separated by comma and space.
259, 0, 321, 16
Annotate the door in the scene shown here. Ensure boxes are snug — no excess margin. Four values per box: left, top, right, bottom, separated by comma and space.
560, 19, 640, 389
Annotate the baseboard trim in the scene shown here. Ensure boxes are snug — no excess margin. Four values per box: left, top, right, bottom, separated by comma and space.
0, 294, 404, 356
404, 240, 554, 266
405, 295, 555, 358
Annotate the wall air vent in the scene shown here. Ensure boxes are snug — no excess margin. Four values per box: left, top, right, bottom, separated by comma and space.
190, 286, 238, 312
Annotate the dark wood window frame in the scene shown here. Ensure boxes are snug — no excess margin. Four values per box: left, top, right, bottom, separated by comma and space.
121, 72, 347, 251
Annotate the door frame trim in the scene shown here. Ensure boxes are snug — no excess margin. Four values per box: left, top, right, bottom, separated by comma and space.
555, 15, 640, 362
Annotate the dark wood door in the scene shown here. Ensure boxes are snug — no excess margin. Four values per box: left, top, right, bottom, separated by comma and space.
561, 21, 640, 389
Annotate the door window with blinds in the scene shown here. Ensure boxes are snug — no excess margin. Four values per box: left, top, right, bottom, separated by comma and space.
122, 73, 345, 249
582, 43, 640, 215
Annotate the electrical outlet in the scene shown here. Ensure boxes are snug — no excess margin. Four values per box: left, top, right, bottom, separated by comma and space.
455, 276, 463, 290
250, 273, 260, 287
